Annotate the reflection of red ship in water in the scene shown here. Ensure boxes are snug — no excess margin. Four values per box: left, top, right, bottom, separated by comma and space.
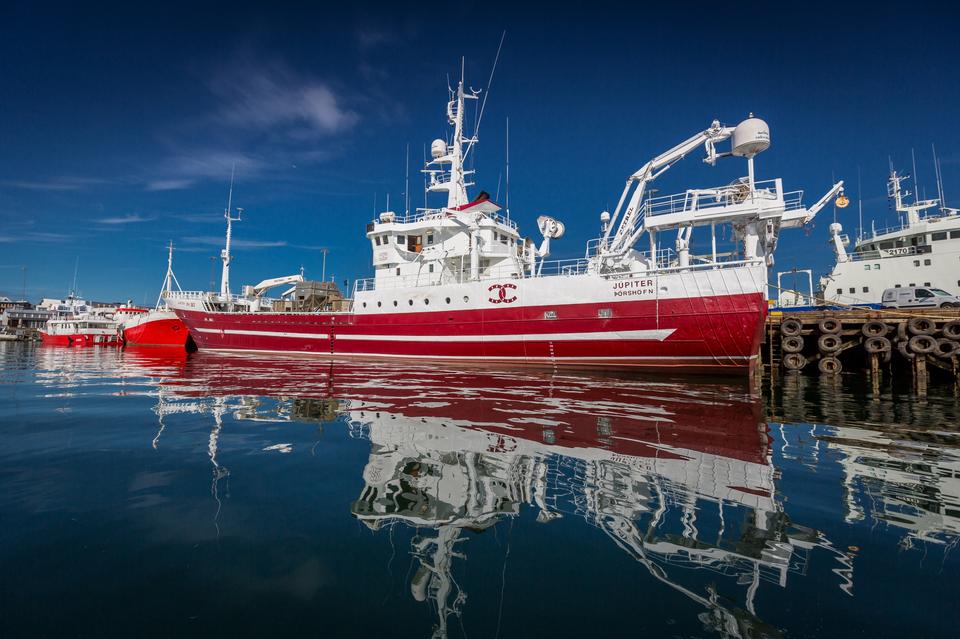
112, 351, 852, 639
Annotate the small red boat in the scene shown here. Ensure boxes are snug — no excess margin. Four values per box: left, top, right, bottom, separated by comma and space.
119, 243, 191, 348
39, 316, 122, 346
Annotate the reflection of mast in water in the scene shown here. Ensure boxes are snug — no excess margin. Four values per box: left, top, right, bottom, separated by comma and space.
349, 407, 833, 639
209, 397, 230, 536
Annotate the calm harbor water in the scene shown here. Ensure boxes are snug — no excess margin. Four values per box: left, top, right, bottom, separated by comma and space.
1, 343, 958, 638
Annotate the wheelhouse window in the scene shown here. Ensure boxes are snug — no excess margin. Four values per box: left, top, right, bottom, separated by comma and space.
396, 235, 406, 245
932, 231, 947, 241
426, 233, 434, 245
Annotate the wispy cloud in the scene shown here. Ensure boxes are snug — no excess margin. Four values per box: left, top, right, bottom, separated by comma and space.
148, 150, 264, 191
208, 58, 359, 139
356, 28, 394, 51
0, 231, 73, 243
95, 213, 155, 225
1, 176, 116, 192
145, 178, 196, 192
183, 235, 287, 249
173, 212, 224, 224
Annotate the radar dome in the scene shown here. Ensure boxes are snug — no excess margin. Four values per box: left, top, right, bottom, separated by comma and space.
430, 139, 447, 159
731, 115, 770, 158
600, 211, 611, 223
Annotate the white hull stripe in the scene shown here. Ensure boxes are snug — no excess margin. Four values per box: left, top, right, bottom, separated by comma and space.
196, 328, 675, 342
196, 328, 330, 339
202, 348, 757, 363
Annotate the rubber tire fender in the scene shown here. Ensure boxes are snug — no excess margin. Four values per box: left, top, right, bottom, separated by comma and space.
818, 357, 842, 374
781, 336, 805, 353
783, 353, 807, 371
864, 336, 891, 354
861, 320, 888, 338
908, 334, 937, 354
818, 334, 843, 353
818, 317, 842, 334
908, 317, 936, 336
781, 318, 803, 337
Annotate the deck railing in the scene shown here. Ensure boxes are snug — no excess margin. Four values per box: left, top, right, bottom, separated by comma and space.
372, 208, 519, 231
352, 251, 761, 294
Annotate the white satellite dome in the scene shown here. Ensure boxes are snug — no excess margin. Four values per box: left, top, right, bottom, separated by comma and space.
731, 115, 770, 158
430, 139, 447, 159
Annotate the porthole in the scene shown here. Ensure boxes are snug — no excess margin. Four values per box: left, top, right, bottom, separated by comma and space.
463, 296, 469, 303
424, 299, 430, 305
393, 300, 398, 307
445, 297, 451, 304
362, 302, 367, 308
377, 301, 382, 307
408, 299, 414, 306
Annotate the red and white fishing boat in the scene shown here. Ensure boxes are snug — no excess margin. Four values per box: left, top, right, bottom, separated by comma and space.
39, 315, 122, 346
167, 71, 844, 374
120, 243, 191, 348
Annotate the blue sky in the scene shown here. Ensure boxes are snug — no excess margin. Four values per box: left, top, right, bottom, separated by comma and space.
1, 1, 958, 302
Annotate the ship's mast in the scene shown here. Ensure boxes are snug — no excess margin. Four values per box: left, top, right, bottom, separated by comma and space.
888, 169, 938, 227
425, 73, 478, 210
156, 241, 181, 309
446, 79, 468, 208
220, 170, 242, 297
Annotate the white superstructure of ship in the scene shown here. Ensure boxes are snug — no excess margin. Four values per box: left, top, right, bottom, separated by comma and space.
816, 168, 960, 307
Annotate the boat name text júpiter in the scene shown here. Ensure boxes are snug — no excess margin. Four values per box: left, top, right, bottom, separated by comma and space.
612, 279, 655, 297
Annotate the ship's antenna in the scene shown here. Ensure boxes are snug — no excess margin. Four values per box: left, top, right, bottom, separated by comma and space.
71, 256, 79, 297
226, 165, 235, 220
404, 143, 410, 217
857, 165, 863, 243
505, 115, 510, 224
464, 30, 506, 166
911, 148, 920, 205
933, 142, 946, 210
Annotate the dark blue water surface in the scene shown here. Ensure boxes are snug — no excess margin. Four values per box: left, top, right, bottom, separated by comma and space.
1, 343, 959, 638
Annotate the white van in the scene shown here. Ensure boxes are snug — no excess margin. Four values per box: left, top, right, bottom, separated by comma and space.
881, 286, 960, 309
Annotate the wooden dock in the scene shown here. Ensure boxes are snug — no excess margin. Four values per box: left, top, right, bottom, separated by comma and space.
765, 308, 960, 391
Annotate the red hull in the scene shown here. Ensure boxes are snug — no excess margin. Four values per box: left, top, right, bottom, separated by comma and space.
175, 292, 767, 374
123, 317, 189, 348
39, 332, 122, 347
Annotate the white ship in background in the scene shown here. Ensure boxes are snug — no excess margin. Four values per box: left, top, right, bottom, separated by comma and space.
780, 166, 960, 308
